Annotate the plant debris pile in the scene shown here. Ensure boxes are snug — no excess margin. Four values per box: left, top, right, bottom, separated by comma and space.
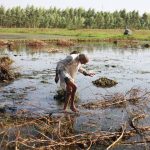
92, 77, 118, 88
82, 88, 148, 109
56, 39, 75, 46
0, 40, 8, 46
26, 40, 47, 47
0, 56, 13, 65
0, 56, 20, 83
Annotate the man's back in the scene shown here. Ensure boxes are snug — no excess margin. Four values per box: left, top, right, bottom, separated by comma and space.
57, 54, 81, 79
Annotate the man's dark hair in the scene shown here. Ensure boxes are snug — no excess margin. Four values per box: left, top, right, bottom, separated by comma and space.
70, 51, 79, 54
79, 54, 89, 64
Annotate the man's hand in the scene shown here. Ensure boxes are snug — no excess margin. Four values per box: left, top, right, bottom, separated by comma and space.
55, 76, 59, 83
83, 70, 95, 77
87, 72, 95, 77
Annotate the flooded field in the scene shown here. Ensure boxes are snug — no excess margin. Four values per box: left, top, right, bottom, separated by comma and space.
1, 43, 150, 149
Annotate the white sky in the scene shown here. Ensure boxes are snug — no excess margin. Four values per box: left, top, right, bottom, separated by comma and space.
0, 0, 150, 15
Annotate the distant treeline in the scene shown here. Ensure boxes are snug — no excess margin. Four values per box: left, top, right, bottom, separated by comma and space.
0, 5, 150, 29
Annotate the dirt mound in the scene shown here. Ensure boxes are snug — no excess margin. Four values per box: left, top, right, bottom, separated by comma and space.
92, 77, 118, 88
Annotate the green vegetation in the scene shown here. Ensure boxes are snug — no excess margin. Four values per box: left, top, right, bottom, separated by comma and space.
0, 28, 150, 41
0, 5, 150, 29
0, 28, 122, 37
0, 5, 150, 41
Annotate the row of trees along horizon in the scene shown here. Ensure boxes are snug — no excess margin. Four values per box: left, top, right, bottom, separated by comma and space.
0, 5, 150, 29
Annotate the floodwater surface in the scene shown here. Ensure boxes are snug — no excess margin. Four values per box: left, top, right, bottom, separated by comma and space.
0, 43, 150, 111
0, 43, 150, 149
0, 43, 150, 108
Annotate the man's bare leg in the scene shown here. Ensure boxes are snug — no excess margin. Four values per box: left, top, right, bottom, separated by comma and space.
70, 83, 78, 112
63, 84, 72, 111
64, 80, 78, 112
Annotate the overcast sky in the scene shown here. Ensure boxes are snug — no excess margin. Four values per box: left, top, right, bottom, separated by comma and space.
1, 0, 149, 15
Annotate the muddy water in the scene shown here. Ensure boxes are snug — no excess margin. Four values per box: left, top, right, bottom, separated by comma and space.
1, 43, 150, 149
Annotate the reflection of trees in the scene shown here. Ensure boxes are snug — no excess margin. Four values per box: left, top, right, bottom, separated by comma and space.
1, 42, 144, 58
71, 43, 141, 55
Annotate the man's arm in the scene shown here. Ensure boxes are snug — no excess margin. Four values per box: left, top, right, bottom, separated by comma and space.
78, 66, 95, 77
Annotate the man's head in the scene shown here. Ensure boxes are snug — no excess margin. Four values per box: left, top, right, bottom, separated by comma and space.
79, 54, 89, 64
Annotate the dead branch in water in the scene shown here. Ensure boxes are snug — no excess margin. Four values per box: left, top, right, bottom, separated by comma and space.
82, 88, 150, 109
0, 110, 150, 150
0, 115, 130, 149
106, 123, 126, 150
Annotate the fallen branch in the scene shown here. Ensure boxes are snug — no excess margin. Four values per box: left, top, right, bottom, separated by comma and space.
106, 123, 126, 150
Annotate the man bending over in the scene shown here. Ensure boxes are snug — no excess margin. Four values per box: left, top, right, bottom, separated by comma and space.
55, 53, 95, 112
